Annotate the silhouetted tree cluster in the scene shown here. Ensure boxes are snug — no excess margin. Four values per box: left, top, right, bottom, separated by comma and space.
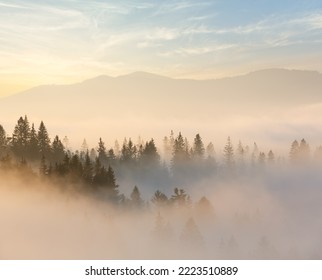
1, 116, 321, 210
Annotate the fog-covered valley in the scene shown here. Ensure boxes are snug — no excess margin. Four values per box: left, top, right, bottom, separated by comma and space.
0, 115, 321, 259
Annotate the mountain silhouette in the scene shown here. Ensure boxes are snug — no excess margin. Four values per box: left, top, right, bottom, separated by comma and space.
1, 68, 322, 145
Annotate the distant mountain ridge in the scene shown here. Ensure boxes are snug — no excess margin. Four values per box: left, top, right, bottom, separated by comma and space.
1, 68, 322, 146
2, 68, 322, 115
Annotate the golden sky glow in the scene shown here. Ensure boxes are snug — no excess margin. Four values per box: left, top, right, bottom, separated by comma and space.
1, 0, 322, 96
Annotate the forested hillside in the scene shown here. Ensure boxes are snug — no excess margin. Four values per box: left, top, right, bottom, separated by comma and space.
1, 115, 322, 259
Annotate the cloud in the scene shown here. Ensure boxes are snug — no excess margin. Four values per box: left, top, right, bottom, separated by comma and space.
154, 0, 211, 13
158, 44, 235, 57
0, 1, 28, 9
292, 13, 322, 30
146, 27, 179, 41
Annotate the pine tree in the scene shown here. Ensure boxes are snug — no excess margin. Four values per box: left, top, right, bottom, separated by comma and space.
82, 151, 93, 184
51, 135, 65, 163
54, 153, 70, 177
69, 153, 83, 180
120, 138, 137, 164
289, 140, 299, 164
92, 158, 106, 187
151, 190, 169, 208
206, 142, 215, 158
97, 137, 108, 164
140, 139, 160, 167
258, 152, 266, 165
237, 140, 245, 163
267, 150, 275, 164
192, 133, 205, 159
130, 185, 144, 209
37, 121, 51, 157
251, 142, 259, 166
81, 139, 88, 153
105, 165, 119, 202
299, 138, 310, 162
223, 136, 234, 169
27, 123, 39, 160
107, 148, 116, 164
171, 188, 190, 207
171, 132, 189, 176
12, 115, 31, 157
172, 133, 186, 161
89, 148, 97, 161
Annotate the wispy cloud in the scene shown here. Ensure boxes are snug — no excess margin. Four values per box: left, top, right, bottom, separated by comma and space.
292, 13, 322, 30
146, 27, 179, 41
0, 1, 28, 9
151, 0, 211, 16
159, 44, 235, 57
1, 0, 322, 94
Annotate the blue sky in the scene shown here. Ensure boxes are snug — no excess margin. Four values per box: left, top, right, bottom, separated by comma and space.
1, 0, 322, 95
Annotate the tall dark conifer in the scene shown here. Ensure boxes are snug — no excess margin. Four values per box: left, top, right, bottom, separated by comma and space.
97, 138, 108, 164
27, 123, 39, 160
37, 121, 51, 158
12, 115, 31, 157
51, 135, 65, 163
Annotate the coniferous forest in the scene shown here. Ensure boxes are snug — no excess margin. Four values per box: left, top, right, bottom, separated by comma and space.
0, 115, 322, 259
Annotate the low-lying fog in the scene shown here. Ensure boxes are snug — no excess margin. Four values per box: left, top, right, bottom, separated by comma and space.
0, 165, 321, 260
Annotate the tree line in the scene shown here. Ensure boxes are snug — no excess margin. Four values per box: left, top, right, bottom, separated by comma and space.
1, 115, 322, 206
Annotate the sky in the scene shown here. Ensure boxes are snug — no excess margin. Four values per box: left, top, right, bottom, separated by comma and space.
1, 0, 322, 96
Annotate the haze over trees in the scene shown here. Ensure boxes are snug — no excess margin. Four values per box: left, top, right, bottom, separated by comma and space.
1, 115, 322, 259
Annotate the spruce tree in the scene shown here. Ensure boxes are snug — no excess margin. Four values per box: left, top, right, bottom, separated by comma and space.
299, 138, 310, 162
69, 153, 83, 180
171, 132, 189, 177
151, 190, 168, 208
105, 165, 119, 202
171, 187, 189, 207
258, 152, 266, 166
120, 138, 136, 164
223, 136, 234, 169
268, 150, 275, 164
27, 123, 39, 160
140, 139, 160, 167
206, 142, 215, 158
12, 115, 31, 157
192, 133, 205, 159
37, 121, 51, 158
289, 140, 299, 164
82, 151, 93, 185
97, 138, 108, 164
51, 135, 65, 163
107, 148, 116, 164
130, 185, 144, 209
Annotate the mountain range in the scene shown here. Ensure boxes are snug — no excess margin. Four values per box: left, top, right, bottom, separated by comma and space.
1, 68, 322, 148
